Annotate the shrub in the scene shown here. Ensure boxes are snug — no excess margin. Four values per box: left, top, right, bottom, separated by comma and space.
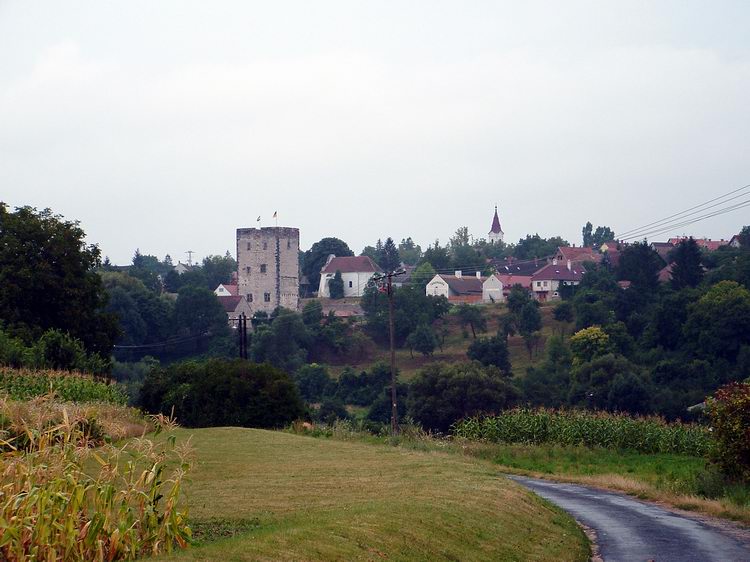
408, 362, 517, 433
140, 358, 305, 428
706, 382, 750, 480
467, 335, 511, 375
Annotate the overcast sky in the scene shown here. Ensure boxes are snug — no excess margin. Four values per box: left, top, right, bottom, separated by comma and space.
1, 1, 749, 264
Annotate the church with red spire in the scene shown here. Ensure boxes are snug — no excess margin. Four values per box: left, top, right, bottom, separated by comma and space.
488, 205, 504, 243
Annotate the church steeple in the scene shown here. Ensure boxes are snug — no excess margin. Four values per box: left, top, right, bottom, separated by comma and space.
488, 205, 504, 243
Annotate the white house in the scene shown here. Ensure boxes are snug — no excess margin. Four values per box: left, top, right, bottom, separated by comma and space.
426, 271, 504, 304
482, 274, 504, 303
214, 283, 238, 297
531, 260, 586, 302
318, 255, 382, 298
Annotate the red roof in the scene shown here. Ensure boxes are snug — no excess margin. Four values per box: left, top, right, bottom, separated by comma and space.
217, 295, 243, 312
658, 263, 673, 283
556, 246, 601, 264
321, 255, 383, 274
532, 263, 586, 282
221, 284, 239, 295
667, 237, 728, 251
490, 206, 503, 234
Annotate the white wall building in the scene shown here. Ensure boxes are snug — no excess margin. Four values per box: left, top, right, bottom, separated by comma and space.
318, 255, 382, 298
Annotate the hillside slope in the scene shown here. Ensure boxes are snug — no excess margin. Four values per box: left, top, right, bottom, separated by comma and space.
156, 428, 588, 561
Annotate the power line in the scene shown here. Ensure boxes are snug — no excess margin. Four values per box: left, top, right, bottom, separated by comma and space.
113, 331, 211, 350
617, 183, 750, 239
619, 198, 750, 242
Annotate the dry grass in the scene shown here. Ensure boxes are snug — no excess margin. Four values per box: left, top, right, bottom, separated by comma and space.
154, 427, 590, 561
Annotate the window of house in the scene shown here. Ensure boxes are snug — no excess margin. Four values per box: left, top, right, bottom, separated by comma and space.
264, 292, 271, 302
348, 281, 353, 288
543, 281, 548, 287
260, 264, 267, 273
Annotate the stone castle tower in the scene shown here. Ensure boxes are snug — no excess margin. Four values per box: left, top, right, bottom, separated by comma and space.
236, 226, 300, 314
488, 205, 504, 243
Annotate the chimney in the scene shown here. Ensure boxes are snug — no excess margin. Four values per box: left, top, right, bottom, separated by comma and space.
476, 271, 481, 279
455, 270, 462, 278
567, 259, 571, 271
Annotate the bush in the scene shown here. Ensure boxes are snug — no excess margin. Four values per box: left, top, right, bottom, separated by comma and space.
139, 358, 305, 428
293, 363, 334, 402
408, 362, 517, 433
706, 382, 750, 480
467, 335, 511, 375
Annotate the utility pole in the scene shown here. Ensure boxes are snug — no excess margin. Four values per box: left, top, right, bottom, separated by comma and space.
373, 268, 405, 436
185, 250, 195, 267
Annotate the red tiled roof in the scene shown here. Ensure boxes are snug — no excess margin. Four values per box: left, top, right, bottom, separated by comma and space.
557, 246, 601, 263
667, 237, 728, 251
658, 263, 673, 283
221, 284, 239, 295
217, 295, 243, 312
321, 256, 383, 274
532, 263, 586, 282
490, 206, 503, 234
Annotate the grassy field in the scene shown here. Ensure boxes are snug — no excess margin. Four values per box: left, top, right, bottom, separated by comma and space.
155, 427, 589, 561
326, 303, 563, 381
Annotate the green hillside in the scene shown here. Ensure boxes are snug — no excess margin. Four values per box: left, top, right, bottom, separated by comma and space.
156, 428, 588, 561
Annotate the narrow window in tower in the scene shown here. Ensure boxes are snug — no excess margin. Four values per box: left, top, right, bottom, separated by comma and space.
264, 292, 271, 302
287, 239, 291, 249
246, 293, 253, 302
348, 281, 353, 288
260, 264, 267, 273
246, 266, 251, 274
263, 241, 267, 250
247, 242, 251, 250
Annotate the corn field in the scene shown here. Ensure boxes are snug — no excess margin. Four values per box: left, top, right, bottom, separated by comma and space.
453, 408, 712, 457
0, 367, 127, 404
0, 402, 192, 561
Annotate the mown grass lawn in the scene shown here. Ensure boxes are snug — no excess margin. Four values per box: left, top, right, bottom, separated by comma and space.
155, 428, 589, 561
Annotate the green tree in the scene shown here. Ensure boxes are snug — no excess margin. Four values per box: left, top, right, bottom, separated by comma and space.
513, 234, 568, 260
293, 363, 333, 402
669, 238, 704, 289
398, 237, 422, 265
302, 237, 353, 292
456, 304, 486, 339
329, 270, 345, 299
553, 301, 575, 334
407, 362, 518, 432
684, 281, 750, 361
0, 204, 119, 357
569, 326, 613, 366
518, 301, 542, 359
302, 299, 323, 327
568, 354, 651, 413
506, 285, 533, 316
617, 241, 662, 292
378, 237, 401, 272
173, 286, 231, 354
411, 262, 437, 288
406, 323, 437, 357
521, 336, 572, 407
422, 240, 451, 270
139, 358, 304, 428
582, 222, 615, 247
467, 335, 511, 375
202, 252, 238, 290
250, 310, 311, 373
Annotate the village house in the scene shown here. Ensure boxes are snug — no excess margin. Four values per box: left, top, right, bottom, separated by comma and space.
553, 245, 601, 266
729, 234, 743, 249
425, 271, 504, 304
214, 283, 238, 297
531, 260, 586, 301
667, 237, 729, 251
489, 258, 546, 294
318, 255, 382, 298
650, 242, 674, 264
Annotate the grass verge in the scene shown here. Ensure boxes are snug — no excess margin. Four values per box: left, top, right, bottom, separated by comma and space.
155, 427, 589, 561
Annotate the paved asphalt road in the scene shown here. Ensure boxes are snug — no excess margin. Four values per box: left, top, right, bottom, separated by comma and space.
510, 475, 750, 562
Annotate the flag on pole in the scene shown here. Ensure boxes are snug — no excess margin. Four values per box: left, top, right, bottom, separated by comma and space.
272, 211, 277, 218
256, 216, 261, 222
